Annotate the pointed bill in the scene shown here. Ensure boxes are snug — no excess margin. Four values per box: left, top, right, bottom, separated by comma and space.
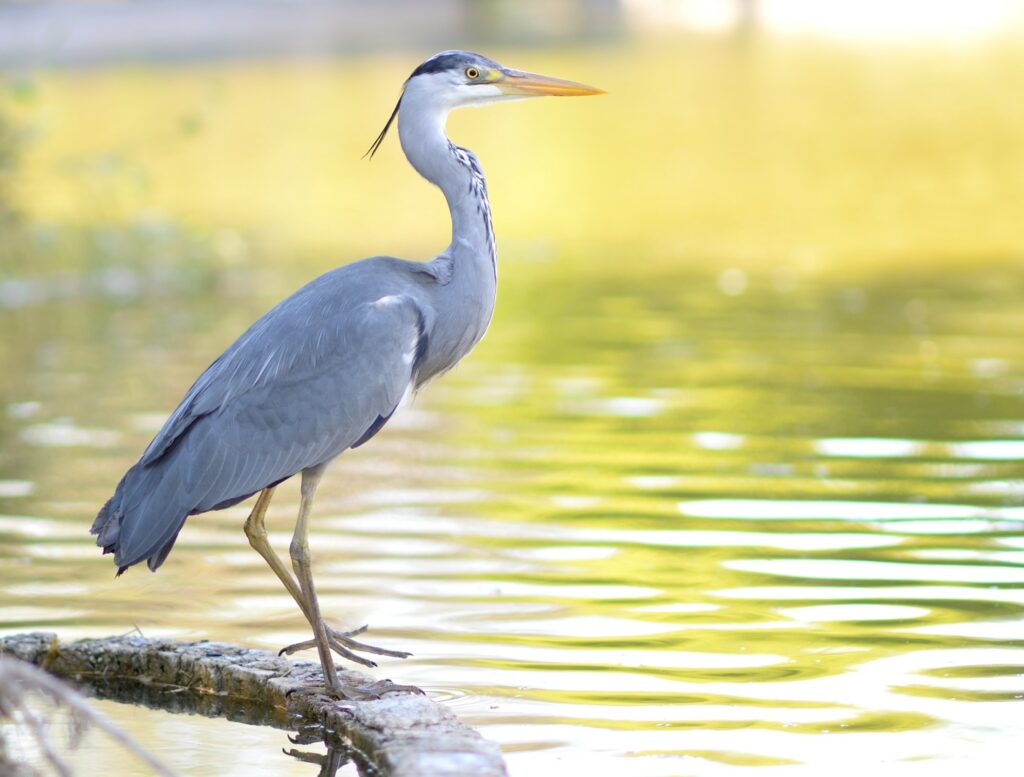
496, 69, 604, 97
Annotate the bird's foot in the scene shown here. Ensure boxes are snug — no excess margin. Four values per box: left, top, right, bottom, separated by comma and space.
329, 678, 423, 701
288, 677, 423, 702
279, 624, 411, 668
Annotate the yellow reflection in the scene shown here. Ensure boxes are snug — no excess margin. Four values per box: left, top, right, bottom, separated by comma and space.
9, 39, 1024, 269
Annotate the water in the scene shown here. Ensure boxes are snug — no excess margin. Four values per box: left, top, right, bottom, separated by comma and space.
3, 38, 1024, 776
2, 256, 1024, 775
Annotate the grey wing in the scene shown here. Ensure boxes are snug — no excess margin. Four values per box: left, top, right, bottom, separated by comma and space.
102, 292, 429, 571
186, 294, 428, 511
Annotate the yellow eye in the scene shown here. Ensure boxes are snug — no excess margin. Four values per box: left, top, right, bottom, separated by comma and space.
465, 67, 480, 80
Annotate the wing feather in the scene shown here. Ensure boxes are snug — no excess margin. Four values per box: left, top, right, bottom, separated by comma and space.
188, 294, 425, 511
103, 271, 431, 571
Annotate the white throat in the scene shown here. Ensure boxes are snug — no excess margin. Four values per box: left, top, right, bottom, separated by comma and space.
397, 75, 497, 276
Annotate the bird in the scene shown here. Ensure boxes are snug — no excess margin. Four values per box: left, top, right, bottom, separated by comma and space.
91, 50, 602, 697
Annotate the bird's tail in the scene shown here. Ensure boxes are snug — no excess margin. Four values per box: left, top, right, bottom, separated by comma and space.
91, 462, 190, 574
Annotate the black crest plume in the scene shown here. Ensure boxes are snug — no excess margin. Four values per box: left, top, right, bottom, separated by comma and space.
364, 95, 402, 160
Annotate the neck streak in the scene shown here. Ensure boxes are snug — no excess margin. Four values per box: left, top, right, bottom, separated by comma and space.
397, 96, 496, 279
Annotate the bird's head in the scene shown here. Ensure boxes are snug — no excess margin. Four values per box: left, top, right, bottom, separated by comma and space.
366, 50, 603, 158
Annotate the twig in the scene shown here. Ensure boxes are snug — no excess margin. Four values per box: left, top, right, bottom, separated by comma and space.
0, 657, 177, 777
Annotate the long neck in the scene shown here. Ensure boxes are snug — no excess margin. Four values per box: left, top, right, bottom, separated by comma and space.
397, 97, 496, 277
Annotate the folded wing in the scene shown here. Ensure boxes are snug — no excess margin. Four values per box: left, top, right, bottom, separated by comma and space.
92, 287, 429, 573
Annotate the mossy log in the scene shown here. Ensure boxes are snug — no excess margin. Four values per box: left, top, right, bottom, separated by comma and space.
0, 632, 507, 777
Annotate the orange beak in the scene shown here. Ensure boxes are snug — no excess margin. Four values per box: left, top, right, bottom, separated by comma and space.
496, 69, 604, 98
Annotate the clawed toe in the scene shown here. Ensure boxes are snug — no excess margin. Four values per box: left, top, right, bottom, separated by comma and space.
286, 677, 422, 701
336, 624, 368, 638
279, 638, 318, 657
326, 627, 411, 659
330, 678, 424, 701
278, 623, 411, 667
326, 635, 378, 667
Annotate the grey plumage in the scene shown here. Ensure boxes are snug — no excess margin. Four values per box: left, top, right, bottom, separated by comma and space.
92, 50, 600, 594
93, 249, 484, 572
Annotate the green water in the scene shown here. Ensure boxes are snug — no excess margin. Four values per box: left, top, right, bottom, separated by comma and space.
3, 37, 1024, 776
2, 253, 1024, 775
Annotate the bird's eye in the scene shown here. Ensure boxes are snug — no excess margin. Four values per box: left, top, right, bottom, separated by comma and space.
465, 67, 480, 80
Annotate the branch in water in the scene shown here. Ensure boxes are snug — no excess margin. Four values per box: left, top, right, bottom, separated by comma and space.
0, 651, 176, 777
0, 632, 508, 777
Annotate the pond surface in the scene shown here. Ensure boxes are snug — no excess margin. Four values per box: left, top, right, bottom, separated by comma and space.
2, 255, 1024, 776
3, 37, 1024, 776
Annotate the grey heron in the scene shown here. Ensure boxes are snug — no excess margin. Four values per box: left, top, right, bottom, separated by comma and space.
91, 51, 601, 696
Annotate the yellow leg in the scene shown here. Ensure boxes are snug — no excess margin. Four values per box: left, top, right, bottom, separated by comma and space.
245, 478, 411, 676
289, 465, 340, 692
243, 487, 310, 615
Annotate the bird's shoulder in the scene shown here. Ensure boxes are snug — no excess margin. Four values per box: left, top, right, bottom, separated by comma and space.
260, 255, 424, 314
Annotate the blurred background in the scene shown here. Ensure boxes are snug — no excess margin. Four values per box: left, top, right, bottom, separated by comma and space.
2, 2, 1024, 776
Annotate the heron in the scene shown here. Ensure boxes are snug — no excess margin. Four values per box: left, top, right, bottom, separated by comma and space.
91, 51, 602, 697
